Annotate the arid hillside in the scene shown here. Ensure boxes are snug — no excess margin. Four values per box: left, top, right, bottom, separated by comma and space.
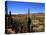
5, 13, 45, 34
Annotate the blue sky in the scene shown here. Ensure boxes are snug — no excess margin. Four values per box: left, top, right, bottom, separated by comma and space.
7, 1, 45, 14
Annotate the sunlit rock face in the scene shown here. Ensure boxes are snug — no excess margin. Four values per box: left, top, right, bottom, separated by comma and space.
31, 13, 45, 32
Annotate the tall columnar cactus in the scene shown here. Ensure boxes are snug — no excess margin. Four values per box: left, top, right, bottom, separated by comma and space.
28, 8, 31, 32
8, 11, 12, 27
